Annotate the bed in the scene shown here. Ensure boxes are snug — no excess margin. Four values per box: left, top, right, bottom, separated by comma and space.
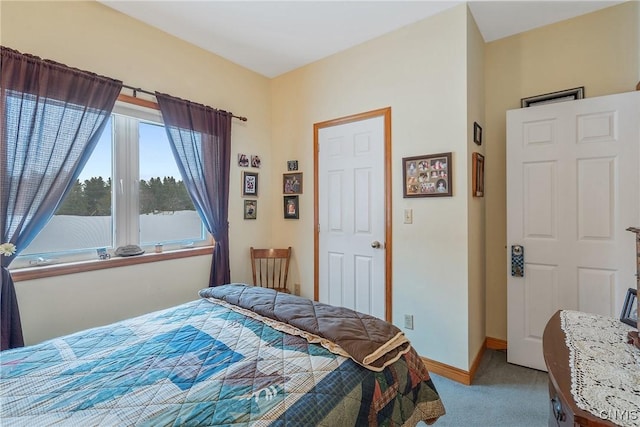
1, 284, 445, 426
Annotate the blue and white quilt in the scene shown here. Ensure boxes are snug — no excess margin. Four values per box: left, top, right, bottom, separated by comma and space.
1, 292, 444, 426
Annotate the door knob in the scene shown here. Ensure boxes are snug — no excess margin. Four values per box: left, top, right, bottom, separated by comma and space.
371, 241, 381, 249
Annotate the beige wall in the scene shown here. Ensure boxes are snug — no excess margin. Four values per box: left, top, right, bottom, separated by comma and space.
271, 5, 476, 370
466, 7, 486, 365
15, 256, 212, 345
484, 1, 640, 340
2, 1, 273, 342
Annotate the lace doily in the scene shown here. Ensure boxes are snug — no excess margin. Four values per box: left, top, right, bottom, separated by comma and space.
560, 310, 640, 426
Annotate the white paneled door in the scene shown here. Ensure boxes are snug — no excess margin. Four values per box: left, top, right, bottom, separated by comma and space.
507, 91, 640, 371
315, 110, 389, 320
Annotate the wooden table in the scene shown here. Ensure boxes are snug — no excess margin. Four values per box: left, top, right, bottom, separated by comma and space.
543, 311, 618, 427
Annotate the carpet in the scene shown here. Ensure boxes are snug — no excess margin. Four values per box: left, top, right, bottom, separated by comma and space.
423, 349, 549, 426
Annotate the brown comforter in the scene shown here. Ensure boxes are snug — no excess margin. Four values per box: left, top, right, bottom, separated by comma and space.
199, 283, 411, 371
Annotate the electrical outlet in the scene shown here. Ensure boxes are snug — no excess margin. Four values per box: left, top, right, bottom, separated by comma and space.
294, 283, 300, 296
404, 314, 414, 330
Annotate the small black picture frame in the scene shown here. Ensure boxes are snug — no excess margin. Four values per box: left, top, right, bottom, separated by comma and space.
521, 86, 585, 108
620, 287, 637, 327
473, 122, 482, 145
287, 160, 298, 171
284, 195, 299, 219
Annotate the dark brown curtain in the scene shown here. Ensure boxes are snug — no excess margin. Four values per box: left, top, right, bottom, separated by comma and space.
1, 46, 122, 350
155, 92, 232, 286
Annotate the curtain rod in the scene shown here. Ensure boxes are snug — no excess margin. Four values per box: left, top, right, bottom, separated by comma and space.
122, 84, 248, 122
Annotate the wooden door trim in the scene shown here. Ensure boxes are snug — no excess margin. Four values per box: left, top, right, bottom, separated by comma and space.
313, 107, 392, 321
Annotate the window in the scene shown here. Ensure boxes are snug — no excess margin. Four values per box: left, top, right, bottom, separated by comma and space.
14, 100, 208, 267
138, 121, 203, 245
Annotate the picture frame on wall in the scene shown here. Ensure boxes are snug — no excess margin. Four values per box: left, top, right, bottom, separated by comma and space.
287, 160, 299, 171
620, 288, 637, 327
473, 122, 482, 145
283, 195, 299, 219
283, 172, 303, 194
472, 152, 485, 197
242, 171, 258, 197
402, 152, 452, 198
237, 153, 249, 167
520, 86, 584, 108
244, 200, 257, 220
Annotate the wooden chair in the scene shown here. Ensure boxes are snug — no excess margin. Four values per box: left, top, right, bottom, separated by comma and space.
250, 247, 292, 293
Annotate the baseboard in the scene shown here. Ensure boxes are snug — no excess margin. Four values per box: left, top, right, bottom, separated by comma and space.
485, 336, 507, 350
421, 336, 507, 385
421, 356, 474, 386
468, 343, 485, 382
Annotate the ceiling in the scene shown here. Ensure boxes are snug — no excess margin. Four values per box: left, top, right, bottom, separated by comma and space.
99, 1, 624, 78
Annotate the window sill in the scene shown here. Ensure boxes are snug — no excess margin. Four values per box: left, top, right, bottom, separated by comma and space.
10, 246, 214, 282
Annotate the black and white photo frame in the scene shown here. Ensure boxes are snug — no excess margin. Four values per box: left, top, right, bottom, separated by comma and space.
287, 160, 298, 171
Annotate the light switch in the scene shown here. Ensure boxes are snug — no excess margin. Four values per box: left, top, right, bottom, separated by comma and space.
403, 209, 413, 224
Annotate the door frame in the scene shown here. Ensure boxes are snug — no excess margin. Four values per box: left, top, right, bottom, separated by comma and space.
313, 107, 393, 321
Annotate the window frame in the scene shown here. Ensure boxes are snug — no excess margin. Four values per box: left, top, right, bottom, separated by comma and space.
11, 95, 212, 271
